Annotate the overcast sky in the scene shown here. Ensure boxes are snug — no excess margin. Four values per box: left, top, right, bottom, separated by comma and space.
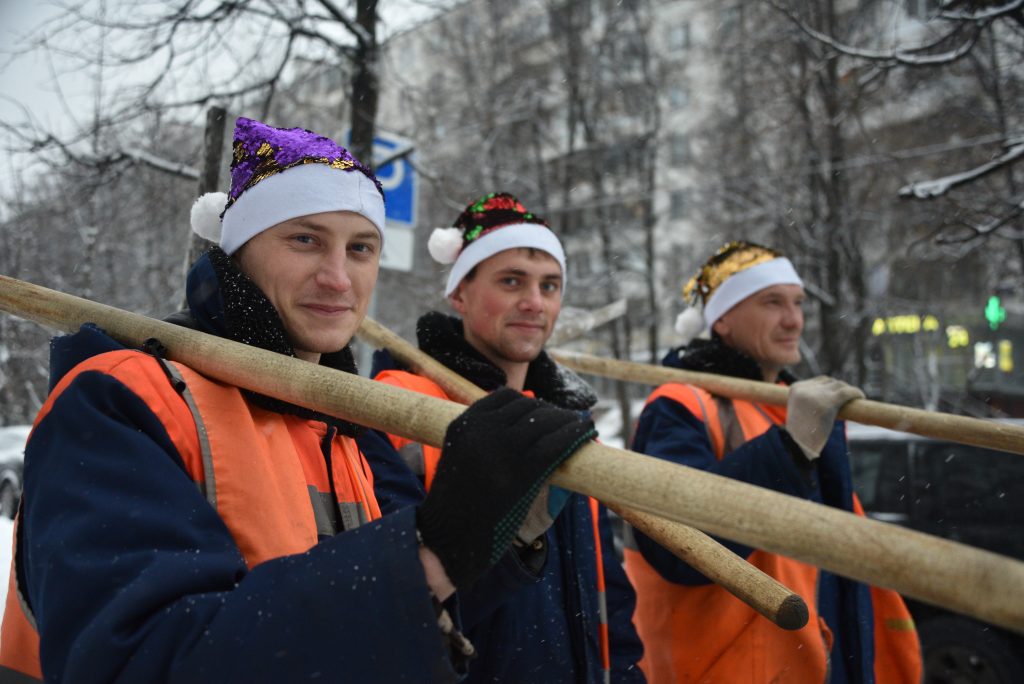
1, 3, 90, 133
1, 2, 96, 205
0, 0, 446, 209
0, 0, 444, 125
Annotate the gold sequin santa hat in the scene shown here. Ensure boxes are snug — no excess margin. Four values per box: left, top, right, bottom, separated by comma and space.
675, 241, 803, 343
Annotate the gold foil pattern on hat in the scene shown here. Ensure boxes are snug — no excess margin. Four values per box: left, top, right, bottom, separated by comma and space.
683, 241, 782, 304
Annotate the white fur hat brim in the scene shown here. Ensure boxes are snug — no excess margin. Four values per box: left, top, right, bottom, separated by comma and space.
218, 164, 386, 255
703, 258, 803, 327
443, 223, 567, 297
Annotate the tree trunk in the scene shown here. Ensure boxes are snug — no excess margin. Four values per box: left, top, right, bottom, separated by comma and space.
350, 0, 379, 171
178, 106, 227, 308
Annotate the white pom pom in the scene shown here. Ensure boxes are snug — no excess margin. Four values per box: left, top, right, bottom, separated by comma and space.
674, 307, 706, 344
190, 192, 228, 243
427, 227, 464, 264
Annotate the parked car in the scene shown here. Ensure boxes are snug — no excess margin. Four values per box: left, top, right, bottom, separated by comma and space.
0, 425, 30, 520
847, 421, 1024, 684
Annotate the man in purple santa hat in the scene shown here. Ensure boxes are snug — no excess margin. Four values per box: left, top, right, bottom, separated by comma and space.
0, 118, 597, 683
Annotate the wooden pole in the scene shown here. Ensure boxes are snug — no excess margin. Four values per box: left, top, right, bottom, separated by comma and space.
549, 348, 1024, 456
357, 316, 809, 630
3, 274, 1024, 634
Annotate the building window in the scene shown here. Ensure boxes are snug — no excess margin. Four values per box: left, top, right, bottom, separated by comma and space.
669, 190, 689, 219
666, 23, 691, 52
669, 134, 691, 166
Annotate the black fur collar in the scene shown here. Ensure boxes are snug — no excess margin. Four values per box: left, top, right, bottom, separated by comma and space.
175, 247, 363, 436
415, 311, 598, 411
664, 336, 796, 385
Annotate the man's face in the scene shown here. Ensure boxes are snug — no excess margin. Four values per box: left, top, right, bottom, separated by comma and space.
712, 283, 805, 377
449, 248, 563, 367
235, 211, 380, 363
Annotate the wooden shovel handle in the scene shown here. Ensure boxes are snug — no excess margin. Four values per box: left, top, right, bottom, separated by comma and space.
612, 506, 809, 630
3, 275, 1024, 634
548, 348, 1024, 456
357, 316, 809, 630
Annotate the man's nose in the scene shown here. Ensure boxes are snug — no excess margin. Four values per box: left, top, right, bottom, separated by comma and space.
519, 285, 544, 311
781, 303, 803, 328
316, 253, 353, 291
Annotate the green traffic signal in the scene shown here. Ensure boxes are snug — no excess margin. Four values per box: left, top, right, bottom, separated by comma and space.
985, 295, 1007, 330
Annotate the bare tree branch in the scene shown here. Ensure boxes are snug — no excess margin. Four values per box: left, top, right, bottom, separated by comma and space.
936, 196, 1024, 243
314, 0, 372, 46
764, 0, 994, 67
900, 138, 1024, 198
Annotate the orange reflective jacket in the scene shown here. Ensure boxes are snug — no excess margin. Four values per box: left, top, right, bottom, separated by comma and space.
1, 350, 380, 681
625, 383, 921, 684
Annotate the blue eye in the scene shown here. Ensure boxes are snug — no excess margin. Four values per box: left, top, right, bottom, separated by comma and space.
350, 242, 378, 257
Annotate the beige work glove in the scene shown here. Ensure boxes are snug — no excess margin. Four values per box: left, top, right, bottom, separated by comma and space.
786, 376, 865, 460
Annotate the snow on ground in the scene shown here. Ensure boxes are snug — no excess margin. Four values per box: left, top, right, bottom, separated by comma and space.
0, 425, 29, 637
0, 516, 11, 613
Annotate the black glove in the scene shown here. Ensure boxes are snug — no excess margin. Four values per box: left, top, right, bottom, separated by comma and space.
416, 388, 597, 589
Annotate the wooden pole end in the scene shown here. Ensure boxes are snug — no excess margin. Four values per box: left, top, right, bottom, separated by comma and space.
776, 594, 810, 631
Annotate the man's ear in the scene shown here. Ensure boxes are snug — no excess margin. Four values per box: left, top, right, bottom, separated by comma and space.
712, 316, 729, 341
448, 286, 468, 316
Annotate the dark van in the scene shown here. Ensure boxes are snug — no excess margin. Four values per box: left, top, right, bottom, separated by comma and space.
847, 421, 1024, 683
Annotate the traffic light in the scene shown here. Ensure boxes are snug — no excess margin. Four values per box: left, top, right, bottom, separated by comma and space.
985, 296, 1007, 331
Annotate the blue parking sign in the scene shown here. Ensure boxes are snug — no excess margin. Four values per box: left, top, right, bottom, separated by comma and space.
373, 134, 416, 225
344, 130, 416, 225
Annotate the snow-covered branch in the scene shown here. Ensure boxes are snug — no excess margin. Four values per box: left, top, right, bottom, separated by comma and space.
939, 1, 1024, 23
899, 138, 1024, 198
0, 118, 198, 181
125, 150, 199, 180
764, 0, 998, 67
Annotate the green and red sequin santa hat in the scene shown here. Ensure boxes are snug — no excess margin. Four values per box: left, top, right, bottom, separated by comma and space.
428, 192, 567, 296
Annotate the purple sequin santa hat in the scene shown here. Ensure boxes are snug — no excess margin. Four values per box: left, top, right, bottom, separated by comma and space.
190, 117, 385, 255
428, 192, 566, 297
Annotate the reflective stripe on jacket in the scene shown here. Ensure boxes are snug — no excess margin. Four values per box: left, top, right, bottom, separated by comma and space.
625, 383, 921, 684
0, 349, 381, 681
